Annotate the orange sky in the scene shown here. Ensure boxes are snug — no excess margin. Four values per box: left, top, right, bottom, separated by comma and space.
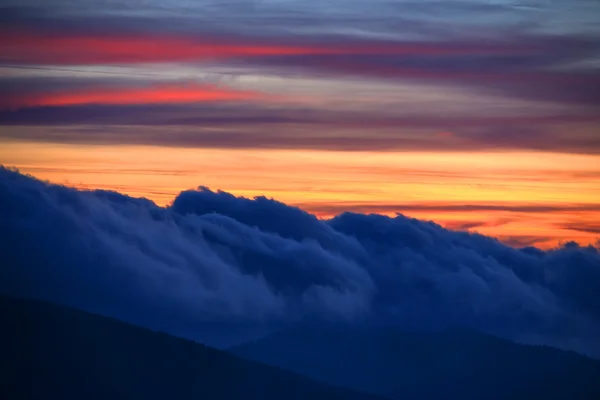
2, 139, 598, 249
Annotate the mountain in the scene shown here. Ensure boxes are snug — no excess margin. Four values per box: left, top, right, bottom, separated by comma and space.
230, 324, 600, 400
0, 295, 385, 400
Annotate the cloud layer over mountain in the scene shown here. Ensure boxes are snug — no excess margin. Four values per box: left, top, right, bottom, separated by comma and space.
1, 166, 599, 355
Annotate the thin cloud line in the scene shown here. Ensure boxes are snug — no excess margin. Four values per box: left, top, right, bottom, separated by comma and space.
0, 64, 163, 78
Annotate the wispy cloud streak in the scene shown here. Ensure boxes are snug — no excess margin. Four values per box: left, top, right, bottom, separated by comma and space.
1, 83, 263, 108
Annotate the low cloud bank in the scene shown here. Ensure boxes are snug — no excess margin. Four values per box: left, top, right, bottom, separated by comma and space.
1, 167, 599, 355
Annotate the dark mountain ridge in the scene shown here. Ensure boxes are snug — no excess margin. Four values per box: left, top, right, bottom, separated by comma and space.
231, 324, 600, 399
0, 295, 385, 400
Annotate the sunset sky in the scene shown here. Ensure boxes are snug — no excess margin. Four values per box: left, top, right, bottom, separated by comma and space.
1, 0, 599, 249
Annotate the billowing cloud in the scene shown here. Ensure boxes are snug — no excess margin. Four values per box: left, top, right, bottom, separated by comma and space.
1, 167, 599, 356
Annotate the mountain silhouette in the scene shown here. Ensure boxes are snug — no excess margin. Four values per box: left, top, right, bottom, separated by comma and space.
0, 295, 385, 400
231, 324, 600, 399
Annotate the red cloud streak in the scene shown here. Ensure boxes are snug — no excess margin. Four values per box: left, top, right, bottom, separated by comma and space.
3, 83, 262, 108
0, 28, 531, 65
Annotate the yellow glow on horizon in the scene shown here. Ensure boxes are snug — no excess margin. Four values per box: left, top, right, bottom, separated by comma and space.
1, 140, 599, 249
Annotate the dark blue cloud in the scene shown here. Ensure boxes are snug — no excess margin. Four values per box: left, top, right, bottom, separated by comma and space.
1, 166, 599, 355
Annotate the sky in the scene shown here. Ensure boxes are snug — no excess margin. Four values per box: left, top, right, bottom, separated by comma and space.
1, 0, 599, 249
